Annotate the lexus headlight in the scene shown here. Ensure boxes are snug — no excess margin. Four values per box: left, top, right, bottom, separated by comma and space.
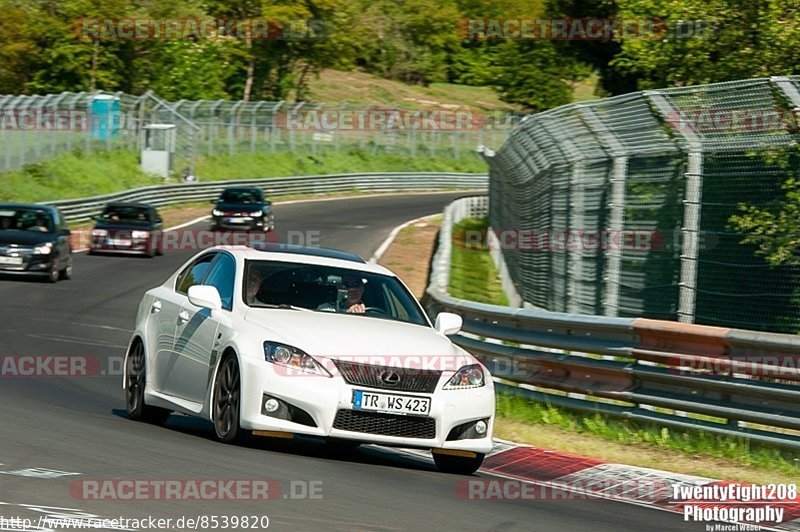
212, 209, 223, 216
444, 364, 485, 389
263, 342, 331, 377
33, 242, 53, 255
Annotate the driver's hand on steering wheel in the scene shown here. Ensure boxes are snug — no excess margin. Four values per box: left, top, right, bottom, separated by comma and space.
347, 303, 366, 314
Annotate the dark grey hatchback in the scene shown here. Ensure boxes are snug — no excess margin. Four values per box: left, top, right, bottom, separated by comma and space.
211, 186, 274, 231
0, 204, 73, 283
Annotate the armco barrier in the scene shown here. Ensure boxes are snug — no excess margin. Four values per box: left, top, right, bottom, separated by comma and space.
43, 172, 488, 223
426, 196, 800, 450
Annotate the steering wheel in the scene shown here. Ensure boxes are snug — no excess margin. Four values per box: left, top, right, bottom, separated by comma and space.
363, 306, 388, 316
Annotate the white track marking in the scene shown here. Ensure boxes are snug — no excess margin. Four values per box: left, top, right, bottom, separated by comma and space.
0, 468, 80, 479
370, 214, 439, 264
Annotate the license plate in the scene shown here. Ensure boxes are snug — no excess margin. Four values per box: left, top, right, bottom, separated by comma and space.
111, 238, 131, 247
225, 218, 245, 223
0, 256, 22, 265
353, 390, 431, 416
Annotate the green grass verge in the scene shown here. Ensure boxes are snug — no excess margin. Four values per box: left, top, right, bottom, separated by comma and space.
449, 217, 508, 305
0, 148, 487, 204
497, 393, 800, 479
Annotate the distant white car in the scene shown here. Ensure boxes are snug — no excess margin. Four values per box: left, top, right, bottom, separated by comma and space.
124, 244, 494, 474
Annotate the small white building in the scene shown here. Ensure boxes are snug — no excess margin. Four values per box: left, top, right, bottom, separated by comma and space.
140, 124, 176, 178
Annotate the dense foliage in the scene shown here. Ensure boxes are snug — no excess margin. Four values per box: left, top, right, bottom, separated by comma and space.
1, 0, 798, 110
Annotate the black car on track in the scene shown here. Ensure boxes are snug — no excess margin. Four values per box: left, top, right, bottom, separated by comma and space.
89, 202, 164, 257
211, 186, 274, 231
0, 203, 73, 283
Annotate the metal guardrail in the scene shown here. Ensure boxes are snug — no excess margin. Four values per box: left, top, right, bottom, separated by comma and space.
425, 197, 800, 450
43, 172, 488, 223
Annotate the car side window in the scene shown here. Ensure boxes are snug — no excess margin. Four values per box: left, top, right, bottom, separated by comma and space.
176, 254, 217, 294
201, 254, 236, 311
381, 284, 410, 321
54, 210, 65, 231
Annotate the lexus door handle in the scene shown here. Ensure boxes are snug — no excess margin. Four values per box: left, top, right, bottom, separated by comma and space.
178, 310, 190, 324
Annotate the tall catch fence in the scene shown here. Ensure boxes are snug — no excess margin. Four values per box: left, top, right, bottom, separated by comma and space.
484, 76, 800, 334
0, 90, 518, 174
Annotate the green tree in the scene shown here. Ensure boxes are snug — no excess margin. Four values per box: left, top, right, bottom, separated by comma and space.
341, 0, 461, 86
0, 4, 40, 94
491, 40, 581, 111
148, 40, 241, 100
612, 0, 800, 90
449, 0, 546, 86
729, 149, 800, 267
545, 0, 638, 96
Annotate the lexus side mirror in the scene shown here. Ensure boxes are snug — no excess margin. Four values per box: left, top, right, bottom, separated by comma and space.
434, 312, 462, 335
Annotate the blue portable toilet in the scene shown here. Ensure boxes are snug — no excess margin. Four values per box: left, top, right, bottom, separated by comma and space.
90, 94, 120, 140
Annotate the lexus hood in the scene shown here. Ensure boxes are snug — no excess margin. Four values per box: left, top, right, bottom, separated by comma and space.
244, 308, 472, 371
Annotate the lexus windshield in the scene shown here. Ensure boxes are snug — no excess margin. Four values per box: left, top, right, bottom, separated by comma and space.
243, 260, 429, 327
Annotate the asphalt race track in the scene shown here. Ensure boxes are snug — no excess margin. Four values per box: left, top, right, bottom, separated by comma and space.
0, 193, 698, 531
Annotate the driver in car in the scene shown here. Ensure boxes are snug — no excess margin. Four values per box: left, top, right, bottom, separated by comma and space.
341, 275, 366, 314
317, 274, 367, 314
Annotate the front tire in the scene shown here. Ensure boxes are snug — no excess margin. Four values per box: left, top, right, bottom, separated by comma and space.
59, 256, 73, 280
46, 264, 59, 283
213, 355, 249, 444
433, 452, 485, 475
125, 341, 171, 425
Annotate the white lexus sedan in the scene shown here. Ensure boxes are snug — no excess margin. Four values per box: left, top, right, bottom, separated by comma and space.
124, 244, 494, 474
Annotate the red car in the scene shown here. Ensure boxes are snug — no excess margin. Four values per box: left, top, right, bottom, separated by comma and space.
89, 203, 164, 257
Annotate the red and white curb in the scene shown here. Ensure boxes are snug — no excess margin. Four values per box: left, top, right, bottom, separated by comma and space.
478, 443, 800, 531
394, 440, 798, 530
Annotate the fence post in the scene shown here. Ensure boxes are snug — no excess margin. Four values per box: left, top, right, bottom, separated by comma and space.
678, 150, 704, 323
772, 76, 800, 107
229, 100, 244, 156
579, 105, 629, 317
646, 91, 704, 324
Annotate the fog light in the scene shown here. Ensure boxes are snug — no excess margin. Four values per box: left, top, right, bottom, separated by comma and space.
475, 420, 487, 435
264, 398, 280, 412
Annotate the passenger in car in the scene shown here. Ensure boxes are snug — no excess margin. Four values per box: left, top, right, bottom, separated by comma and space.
246, 266, 266, 305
